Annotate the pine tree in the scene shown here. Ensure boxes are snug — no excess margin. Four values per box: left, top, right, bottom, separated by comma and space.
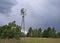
38, 28, 42, 37
27, 27, 33, 37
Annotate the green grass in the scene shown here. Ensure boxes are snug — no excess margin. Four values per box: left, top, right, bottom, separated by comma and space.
0, 38, 60, 43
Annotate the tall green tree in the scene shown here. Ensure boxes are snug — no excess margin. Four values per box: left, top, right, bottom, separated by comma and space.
42, 29, 47, 37
8, 21, 21, 39
46, 27, 52, 37
56, 32, 60, 38
27, 27, 33, 37
42, 27, 52, 38
32, 29, 38, 37
38, 28, 42, 37
0, 26, 2, 37
51, 27, 56, 38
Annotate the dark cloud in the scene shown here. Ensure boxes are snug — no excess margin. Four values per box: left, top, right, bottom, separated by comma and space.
18, 0, 60, 32
0, 0, 60, 33
0, 0, 16, 14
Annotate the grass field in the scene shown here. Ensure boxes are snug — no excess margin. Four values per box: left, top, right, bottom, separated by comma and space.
0, 37, 60, 43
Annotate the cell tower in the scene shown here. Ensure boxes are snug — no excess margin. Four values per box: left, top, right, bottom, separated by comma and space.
21, 8, 26, 34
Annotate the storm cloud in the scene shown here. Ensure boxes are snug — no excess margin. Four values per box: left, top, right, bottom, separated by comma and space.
0, 0, 16, 14
0, 0, 60, 33
17, 0, 60, 32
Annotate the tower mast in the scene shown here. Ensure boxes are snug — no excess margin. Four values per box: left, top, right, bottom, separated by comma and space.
21, 8, 26, 35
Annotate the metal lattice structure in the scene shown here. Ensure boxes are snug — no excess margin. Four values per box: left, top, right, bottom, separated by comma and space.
21, 8, 26, 35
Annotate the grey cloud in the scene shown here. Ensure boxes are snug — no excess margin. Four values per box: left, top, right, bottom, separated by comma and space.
0, 0, 60, 32
0, 0, 16, 14
19, 0, 60, 32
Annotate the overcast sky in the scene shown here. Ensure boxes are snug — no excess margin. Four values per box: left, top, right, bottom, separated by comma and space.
0, 0, 60, 33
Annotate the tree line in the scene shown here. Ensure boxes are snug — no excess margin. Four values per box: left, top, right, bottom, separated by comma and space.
27, 27, 60, 38
0, 21, 60, 39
